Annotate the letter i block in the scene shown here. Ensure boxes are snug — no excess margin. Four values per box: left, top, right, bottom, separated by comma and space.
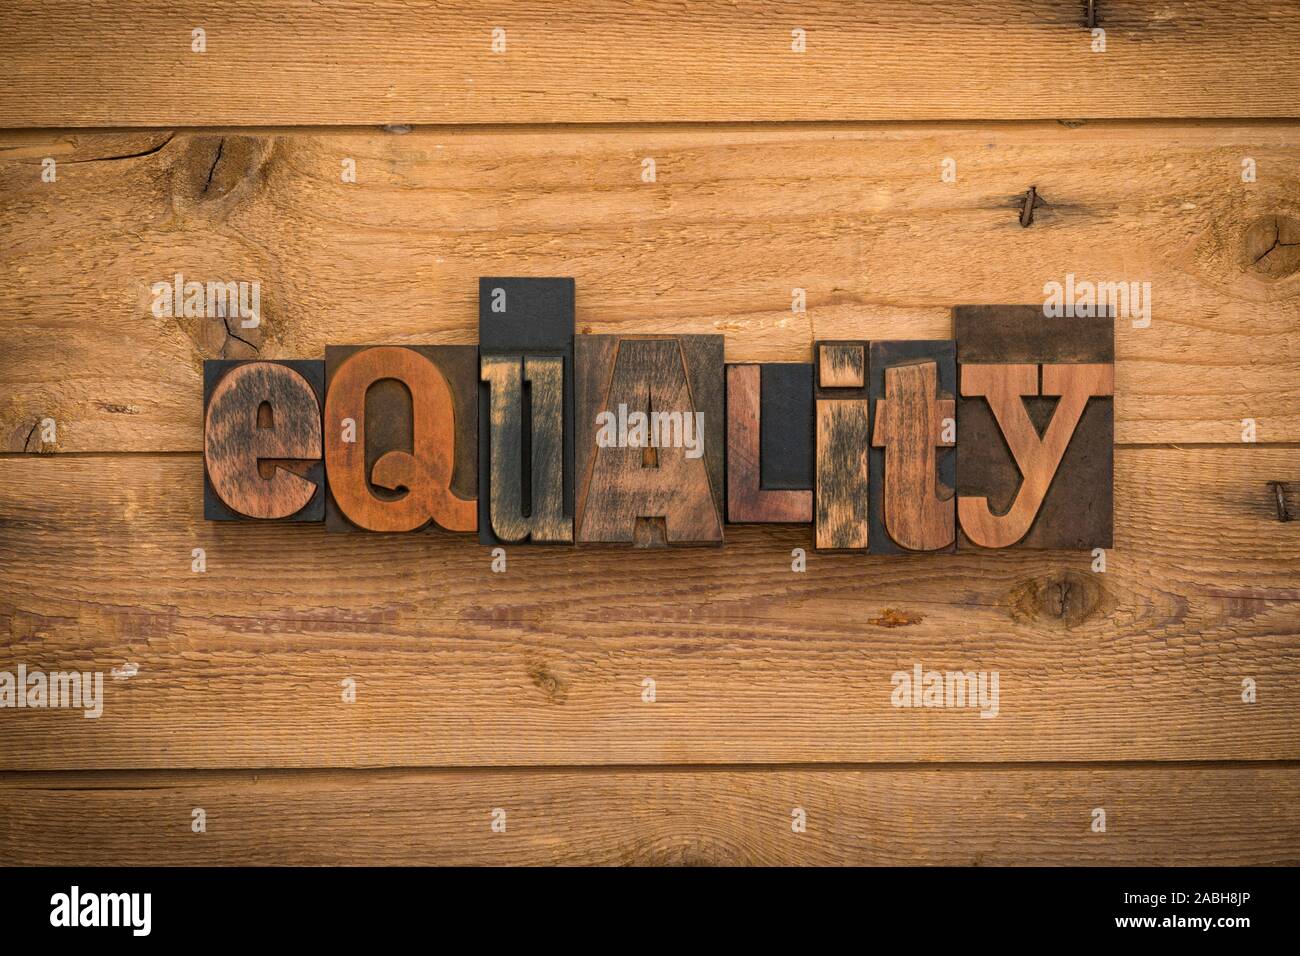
478, 278, 576, 545
203, 360, 325, 521
574, 334, 725, 546
814, 341, 871, 550
323, 345, 479, 533
869, 341, 956, 553
954, 305, 1114, 550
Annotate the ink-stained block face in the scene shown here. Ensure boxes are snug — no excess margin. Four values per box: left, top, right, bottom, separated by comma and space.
478, 277, 575, 353
760, 363, 816, 495
201, 297, 1115, 554
323, 345, 478, 533
954, 305, 1114, 550
814, 340, 871, 551
477, 277, 575, 545
818, 343, 866, 389
203, 359, 325, 521
726, 363, 813, 523
575, 334, 724, 546
481, 354, 571, 543
869, 341, 956, 554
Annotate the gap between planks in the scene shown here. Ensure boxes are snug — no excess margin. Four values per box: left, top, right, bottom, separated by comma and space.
5, 118, 1300, 138
6, 758, 1300, 790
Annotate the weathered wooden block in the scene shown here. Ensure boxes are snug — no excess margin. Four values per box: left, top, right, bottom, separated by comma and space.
478, 277, 575, 544
575, 335, 724, 546
869, 341, 956, 553
818, 342, 865, 389
814, 340, 871, 551
203, 359, 325, 521
323, 345, 478, 533
726, 363, 813, 523
955, 305, 1114, 550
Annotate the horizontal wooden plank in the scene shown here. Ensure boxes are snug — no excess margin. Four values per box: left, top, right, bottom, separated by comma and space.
2, 764, 1297, 865
0, 448, 1295, 769
2, 123, 1297, 451
2, 2, 1299, 126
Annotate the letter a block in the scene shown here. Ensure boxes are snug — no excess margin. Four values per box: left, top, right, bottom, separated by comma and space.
203, 359, 325, 521
575, 335, 725, 546
955, 305, 1114, 550
324, 345, 478, 533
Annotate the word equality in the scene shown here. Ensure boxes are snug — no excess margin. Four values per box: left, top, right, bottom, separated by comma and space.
203, 279, 1114, 551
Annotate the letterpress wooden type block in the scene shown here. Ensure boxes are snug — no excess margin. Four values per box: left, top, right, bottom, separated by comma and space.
203, 359, 325, 521
954, 305, 1114, 550
478, 277, 575, 544
575, 335, 724, 546
324, 345, 478, 533
726, 363, 813, 523
869, 341, 956, 553
814, 341, 871, 551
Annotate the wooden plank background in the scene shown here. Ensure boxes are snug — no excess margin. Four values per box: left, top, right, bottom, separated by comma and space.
0, 0, 1297, 866
1, 448, 1296, 769
4, 1, 1300, 125
4, 766, 1299, 866
3, 124, 1297, 450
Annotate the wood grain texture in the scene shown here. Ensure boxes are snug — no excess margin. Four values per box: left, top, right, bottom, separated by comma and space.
2, 123, 1297, 451
726, 364, 812, 523
202, 360, 324, 521
478, 277, 575, 545
3, 1, 1300, 126
869, 342, 955, 553
957, 306, 1114, 550
481, 355, 572, 543
2, 3, 1296, 869
959, 363, 1115, 549
575, 335, 724, 546
818, 343, 865, 389
815, 340, 871, 550
323, 345, 478, 533
1, 448, 1295, 770
2, 765, 1298, 866
814, 400, 871, 550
